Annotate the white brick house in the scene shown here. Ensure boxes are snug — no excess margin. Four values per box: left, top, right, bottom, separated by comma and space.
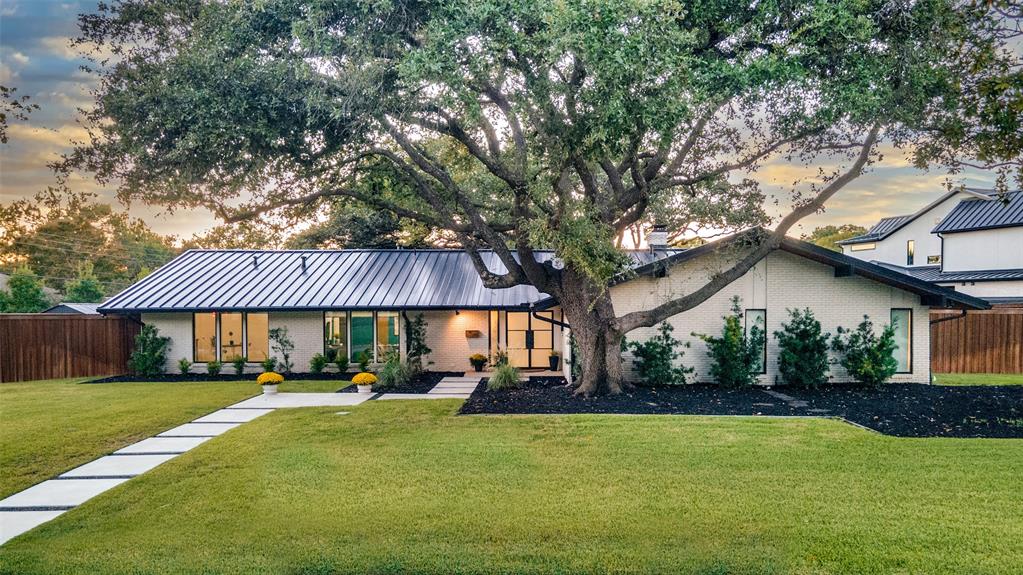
99, 233, 988, 385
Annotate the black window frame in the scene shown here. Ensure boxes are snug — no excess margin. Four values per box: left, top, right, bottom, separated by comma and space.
890, 308, 913, 374
744, 309, 768, 375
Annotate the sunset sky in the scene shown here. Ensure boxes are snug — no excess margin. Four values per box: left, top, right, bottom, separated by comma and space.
0, 0, 1001, 242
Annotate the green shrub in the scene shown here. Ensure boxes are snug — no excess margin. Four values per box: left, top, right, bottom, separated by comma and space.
261, 357, 277, 372
356, 350, 371, 372
774, 308, 831, 388
627, 322, 694, 386
231, 355, 247, 375
374, 353, 411, 391
177, 358, 192, 375
831, 315, 898, 387
487, 362, 521, 391
207, 360, 222, 376
269, 327, 295, 372
128, 324, 171, 377
310, 353, 328, 374
694, 297, 765, 388
334, 355, 349, 374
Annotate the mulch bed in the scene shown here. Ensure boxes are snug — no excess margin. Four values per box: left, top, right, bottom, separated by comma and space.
89, 372, 353, 383
459, 378, 1023, 438
338, 371, 465, 394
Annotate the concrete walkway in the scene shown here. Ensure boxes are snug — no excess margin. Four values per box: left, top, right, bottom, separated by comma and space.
377, 375, 483, 401
0, 393, 371, 545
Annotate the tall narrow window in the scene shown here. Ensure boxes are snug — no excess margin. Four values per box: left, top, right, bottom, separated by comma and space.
219, 312, 243, 361
906, 240, 915, 266
745, 309, 767, 374
324, 312, 348, 362
193, 313, 217, 362
350, 311, 375, 362
246, 313, 269, 361
891, 309, 912, 373
376, 311, 400, 359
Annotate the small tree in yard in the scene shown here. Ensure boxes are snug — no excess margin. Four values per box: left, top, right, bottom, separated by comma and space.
64, 263, 105, 303
774, 308, 831, 388
627, 322, 694, 386
268, 327, 295, 373
0, 266, 50, 313
404, 313, 432, 374
831, 316, 898, 388
695, 297, 765, 388
129, 324, 170, 377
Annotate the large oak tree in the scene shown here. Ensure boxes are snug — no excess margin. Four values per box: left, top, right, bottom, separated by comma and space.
67, 0, 1020, 394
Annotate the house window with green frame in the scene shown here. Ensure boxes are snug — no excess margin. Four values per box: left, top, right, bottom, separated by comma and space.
350, 311, 375, 362
376, 311, 400, 358
324, 311, 348, 363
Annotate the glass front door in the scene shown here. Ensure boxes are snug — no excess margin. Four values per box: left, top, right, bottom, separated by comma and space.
505, 311, 554, 368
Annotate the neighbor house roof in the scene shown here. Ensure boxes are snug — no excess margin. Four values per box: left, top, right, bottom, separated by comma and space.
931, 190, 1023, 234
838, 188, 996, 246
874, 263, 1023, 283
43, 303, 103, 314
98, 248, 680, 313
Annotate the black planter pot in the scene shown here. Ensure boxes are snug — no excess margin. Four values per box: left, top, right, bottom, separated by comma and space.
471, 362, 485, 372
548, 356, 560, 371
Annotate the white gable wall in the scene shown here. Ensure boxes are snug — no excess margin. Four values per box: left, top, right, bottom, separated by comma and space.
941, 227, 1023, 272
842, 192, 972, 267
611, 250, 931, 384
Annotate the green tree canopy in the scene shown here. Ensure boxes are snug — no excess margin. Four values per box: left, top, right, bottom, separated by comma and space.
0, 266, 51, 313
0, 191, 178, 294
64, 263, 106, 303
66, 0, 1022, 394
803, 225, 869, 252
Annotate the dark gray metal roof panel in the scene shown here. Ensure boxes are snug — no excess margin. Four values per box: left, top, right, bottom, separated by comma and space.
932, 191, 1023, 233
837, 215, 911, 245
99, 248, 684, 313
875, 263, 1023, 282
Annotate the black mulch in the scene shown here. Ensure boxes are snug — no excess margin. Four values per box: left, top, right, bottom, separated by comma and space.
89, 372, 354, 383
338, 371, 466, 394
459, 377, 1023, 438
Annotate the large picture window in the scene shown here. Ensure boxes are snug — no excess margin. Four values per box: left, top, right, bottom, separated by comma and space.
246, 313, 269, 361
744, 309, 767, 374
194, 313, 217, 362
350, 311, 375, 362
324, 312, 348, 362
193, 312, 269, 363
220, 312, 243, 361
376, 311, 401, 358
891, 309, 912, 373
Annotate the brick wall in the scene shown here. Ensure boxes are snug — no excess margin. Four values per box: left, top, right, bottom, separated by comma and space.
420, 310, 489, 372
611, 250, 930, 384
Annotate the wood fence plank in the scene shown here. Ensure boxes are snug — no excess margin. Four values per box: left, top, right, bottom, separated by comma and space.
0, 315, 139, 382
930, 309, 1023, 374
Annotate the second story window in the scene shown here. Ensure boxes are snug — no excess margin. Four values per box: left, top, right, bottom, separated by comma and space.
906, 240, 915, 266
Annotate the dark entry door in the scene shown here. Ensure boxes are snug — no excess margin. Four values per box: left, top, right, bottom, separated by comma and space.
505, 311, 554, 368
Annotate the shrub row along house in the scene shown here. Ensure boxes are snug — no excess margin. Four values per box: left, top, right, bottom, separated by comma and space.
98, 231, 988, 384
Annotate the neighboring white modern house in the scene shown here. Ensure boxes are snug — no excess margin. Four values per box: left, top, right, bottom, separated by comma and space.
838, 189, 1023, 303
98, 232, 988, 385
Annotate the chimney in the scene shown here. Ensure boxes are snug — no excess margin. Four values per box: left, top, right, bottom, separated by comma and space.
646, 224, 668, 252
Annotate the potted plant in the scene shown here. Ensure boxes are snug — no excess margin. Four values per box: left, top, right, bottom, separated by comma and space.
469, 353, 487, 372
257, 371, 284, 395
352, 372, 377, 394
548, 350, 561, 371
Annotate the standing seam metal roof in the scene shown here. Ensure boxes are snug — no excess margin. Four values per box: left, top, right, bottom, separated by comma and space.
98, 249, 681, 313
931, 191, 1023, 234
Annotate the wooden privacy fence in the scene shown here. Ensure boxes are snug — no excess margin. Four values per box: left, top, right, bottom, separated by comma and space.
930, 308, 1023, 374
0, 314, 140, 383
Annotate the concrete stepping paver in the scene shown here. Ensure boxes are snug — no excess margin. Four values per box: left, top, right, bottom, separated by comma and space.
0, 510, 67, 545
157, 422, 241, 437
192, 408, 274, 423
0, 478, 129, 509
115, 436, 212, 454
60, 454, 178, 478
229, 393, 372, 409
377, 393, 470, 400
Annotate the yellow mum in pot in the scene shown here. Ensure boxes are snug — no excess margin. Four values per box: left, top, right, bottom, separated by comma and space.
257, 372, 284, 385
352, 372, 377, 386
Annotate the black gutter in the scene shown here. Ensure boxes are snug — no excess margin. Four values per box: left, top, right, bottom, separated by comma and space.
530, 306, 570, 329
929, 309, 968, 325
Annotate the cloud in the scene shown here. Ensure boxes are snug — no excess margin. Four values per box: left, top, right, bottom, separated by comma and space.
0, 1, 17, 17
0, 62, 14, 83
39, 36, 80, 60
8, 51, 30, 66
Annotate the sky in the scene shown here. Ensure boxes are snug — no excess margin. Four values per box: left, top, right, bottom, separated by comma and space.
0, 0, 1001, 242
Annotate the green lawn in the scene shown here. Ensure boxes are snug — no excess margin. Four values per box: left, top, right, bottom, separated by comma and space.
1, 400, 1021, 574
0, 379, 256, 498
933, 373, 1023, 386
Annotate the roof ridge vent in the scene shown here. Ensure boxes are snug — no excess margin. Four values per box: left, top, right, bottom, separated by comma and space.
253, 255, 259, 268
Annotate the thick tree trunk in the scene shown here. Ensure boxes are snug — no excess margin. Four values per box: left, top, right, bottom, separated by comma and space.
558, 269, 627, 396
